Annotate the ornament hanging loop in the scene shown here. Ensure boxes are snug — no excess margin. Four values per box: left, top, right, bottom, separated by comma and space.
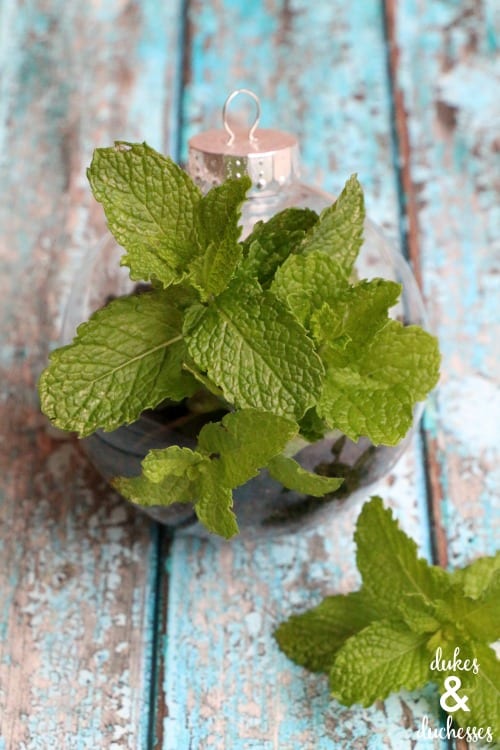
222, 89, 261, 146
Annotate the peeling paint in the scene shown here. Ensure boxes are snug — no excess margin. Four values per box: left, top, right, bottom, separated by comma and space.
0, 0, 497, 747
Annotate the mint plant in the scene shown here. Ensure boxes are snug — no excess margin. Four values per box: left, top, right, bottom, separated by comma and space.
275, 497, 500, 741
38, 142, 440, 538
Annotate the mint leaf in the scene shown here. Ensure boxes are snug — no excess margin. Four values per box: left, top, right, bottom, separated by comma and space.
267, 453, 343, 496
301, 174, 364, 275
275, 591, 377, 673
188, 243, 240, 301
319, 368, 414, 446
112, 471, 194, 508
194, 176, 250, 249
271, 251, 348, 327
398, 595, 440, 634
243, 207, 319, 249
329, 620, 430, 705
312, 279, 402, 353
196, 410, 300, 537
38, 290, 196, 437
115, 442, 239, 538
355, 497, 449, 616
318, 321, 440, 445
184, 277, 324, 420
194, 463, 238, 539
113, 445, 202, 507
140, 444, 206, 482
188, 177, 250, 298
198, 409, 298, 487
88, 142, 202, 286
450, 551, 500, 599
242, 207, 318, 286
435, 572, 500, 643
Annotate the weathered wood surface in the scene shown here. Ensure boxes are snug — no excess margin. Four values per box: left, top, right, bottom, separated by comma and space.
0, 0, 497, 749
0, 2, 185, 747
389, 0, 500, 569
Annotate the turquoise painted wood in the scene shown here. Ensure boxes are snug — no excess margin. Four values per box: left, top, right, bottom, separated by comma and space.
0, 1, 497, 749
391, 0, 500, 568
0, 1, 185, 747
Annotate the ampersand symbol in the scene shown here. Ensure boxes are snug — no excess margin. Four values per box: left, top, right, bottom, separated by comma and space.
440, 676, 470, 713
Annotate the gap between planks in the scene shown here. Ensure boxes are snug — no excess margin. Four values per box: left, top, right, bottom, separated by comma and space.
383, 0, 449, 573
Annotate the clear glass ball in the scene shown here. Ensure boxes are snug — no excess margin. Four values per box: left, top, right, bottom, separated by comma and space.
61, 179, 426, 538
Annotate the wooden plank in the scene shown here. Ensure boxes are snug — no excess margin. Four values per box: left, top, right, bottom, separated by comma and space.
160, 1, 445, 747
0, 1, 185, 747
386, 5, 499, 747
388, 0, 500, 570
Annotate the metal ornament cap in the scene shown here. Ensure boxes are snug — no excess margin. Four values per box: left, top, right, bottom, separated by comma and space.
188, 89, 300, 195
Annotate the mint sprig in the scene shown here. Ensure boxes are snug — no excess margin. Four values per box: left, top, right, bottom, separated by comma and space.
38, 289, 198, 436
301, 172, 364, 274
115, 409, 298, 539
275, 497, 500, 739
39, 142, 441, 537
88, 143, 203, 287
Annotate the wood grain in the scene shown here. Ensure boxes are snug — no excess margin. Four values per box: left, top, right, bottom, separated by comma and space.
0, 0, 497, 747
389, 0, 500, 571
0, 1, 185, 747
387, 4, 499, 747
159, 1, 444, 747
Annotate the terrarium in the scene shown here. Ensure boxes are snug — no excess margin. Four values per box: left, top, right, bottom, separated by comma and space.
48, 90, 437, 538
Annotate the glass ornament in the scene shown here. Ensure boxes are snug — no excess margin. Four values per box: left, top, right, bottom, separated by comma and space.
62, 90, 427, 537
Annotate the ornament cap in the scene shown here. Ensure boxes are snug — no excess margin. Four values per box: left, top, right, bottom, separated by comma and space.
188, 89, 300, 195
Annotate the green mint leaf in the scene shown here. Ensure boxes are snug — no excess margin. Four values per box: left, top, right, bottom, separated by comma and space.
195, 409, 298, 538
88, 142, 202, 286
194, 463, 239, 539
318, 321, 440, 445
329, 620, 430, 705
450, 551, 500, 599
271, 251, 349, 327
267, 453, 343, 496
112, 471, 194, 508
242, 207, 318, 286
112, 445, 203, 507
243, 207, 319, 249
184, 276, 324, 420
194, 176, 250, 249
312, 279, 402, 354
188, 244, 241, 301
398, 595, 440, 634
435, 572, 500, 643
141, 444, 206, 482
198, 409, 298, 487
301, 174, 365, 275
38, 290, 196, 437
355, 497, 449, 616
274, 591, 377, 673
116, 444, 239, 538
188, 177, 250, 298
436, 641, 500, 741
